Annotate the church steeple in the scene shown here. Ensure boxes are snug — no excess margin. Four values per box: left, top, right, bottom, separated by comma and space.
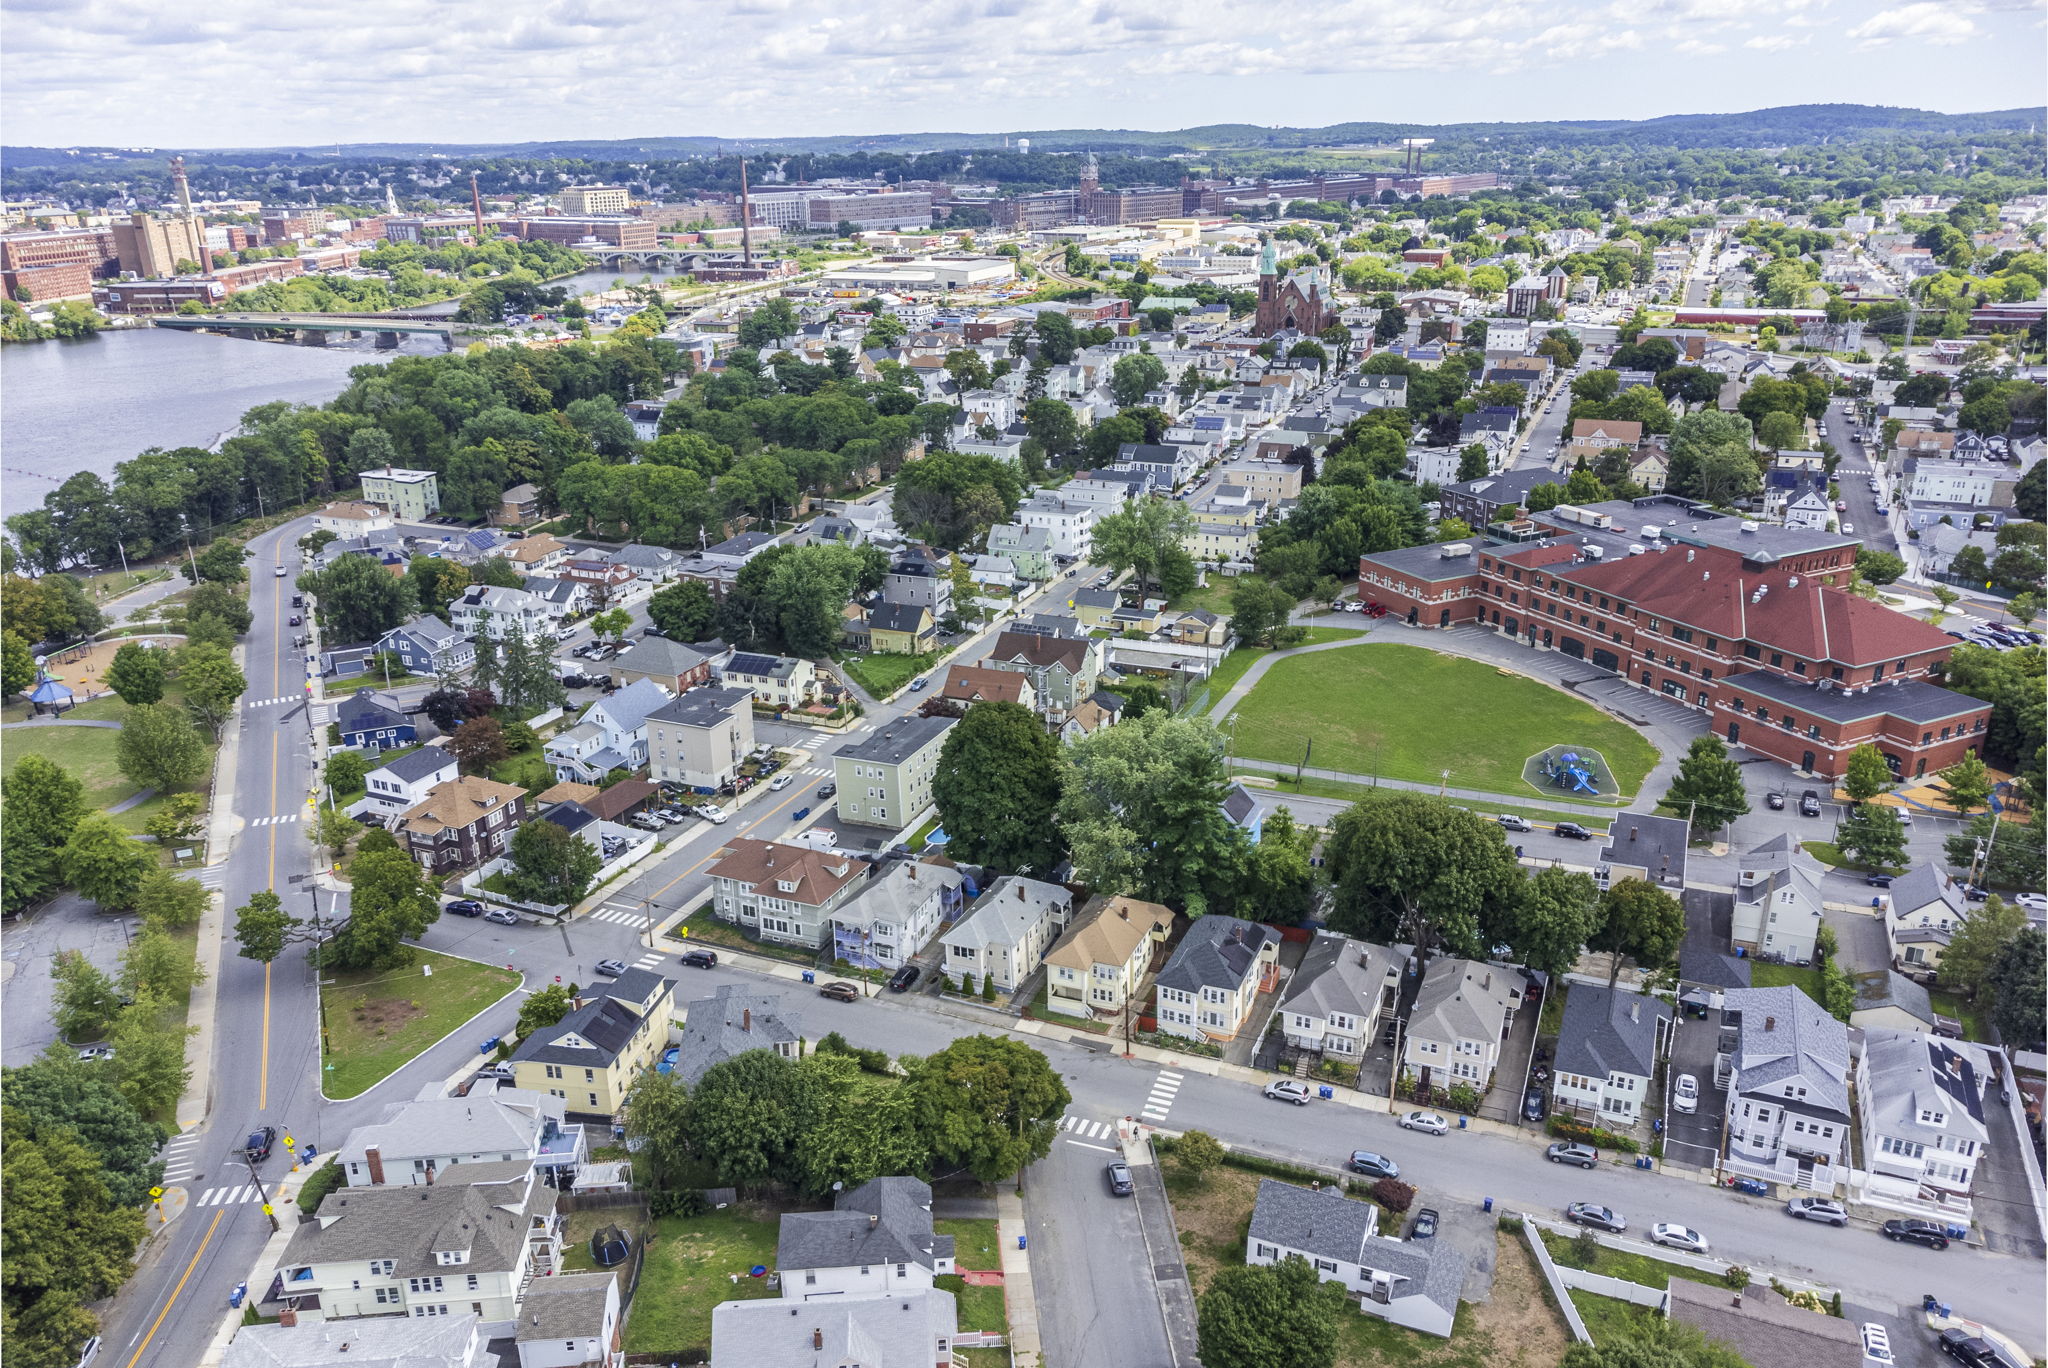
1258, 238, 1278, 276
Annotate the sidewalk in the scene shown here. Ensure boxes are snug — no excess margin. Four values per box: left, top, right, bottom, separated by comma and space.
995, 1189, 1040, 1362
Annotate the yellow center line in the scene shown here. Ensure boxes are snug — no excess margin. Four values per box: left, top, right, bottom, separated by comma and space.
122, 1208, 226, 1368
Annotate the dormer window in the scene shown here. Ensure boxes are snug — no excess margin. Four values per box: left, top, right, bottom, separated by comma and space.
437, 1249, 469, 1265
776, 879, 798, 893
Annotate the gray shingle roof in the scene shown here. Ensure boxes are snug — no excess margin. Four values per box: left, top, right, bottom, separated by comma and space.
509, 996, 646, 1069
368, 746, 457, 786
1599, 813, 1689, 885
281, 1164, 547, 1278
1725, 985, 1850, 1117
1247, 1178, 1375, 1263
1889, 861, 1966, 925
1667, 1277, 1858, 1368
941, 877, 1070, 952
1850, 969, 1934, 1026
675, 985, 797, 1088
609, 635, 712, 678
1408, 958, 1522, 1049
1156, 916, 1272, 995
1555, 984, 1671, 1082
222, 1314, 482, 1368
1280, 932, 1400, 1024
1859, 1028, 1989, 1150
513, 1271, 615, 1343
835, 859, 963, 935
711, 1286, 955, 1368
777, 1176, 956, 1275
336, 1090, 560, 1176
338, 690, 409, 735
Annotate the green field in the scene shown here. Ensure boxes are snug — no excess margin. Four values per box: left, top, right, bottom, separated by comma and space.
624, 1205, 784, 1355
1228, 644, 1659, 798
933, 1216, 1009, 1333
837, 651, 935, 698
1198, 626, 1368, 707
320, 950, 521, 1099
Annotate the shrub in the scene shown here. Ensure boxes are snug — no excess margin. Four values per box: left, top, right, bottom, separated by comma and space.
1723, 1264, 1750, 1290
1497, 1213, 1525, 1234
1547, 1113, 1639, 1154
1370, 1178, 1415, 1214
1175, 1130, 1226, 1183
982, 975, 997, 1002
1572, 1225, 1601, 1268
1446, 1082, 1481, 1115
296, 1155, 347, 1214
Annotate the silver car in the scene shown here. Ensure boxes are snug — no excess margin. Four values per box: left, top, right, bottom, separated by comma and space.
1262, 1079, 1314, 1106
1784, 1196, 1847, 1227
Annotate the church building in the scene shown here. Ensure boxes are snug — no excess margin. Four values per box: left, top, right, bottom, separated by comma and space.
1253, 240, 1336, 337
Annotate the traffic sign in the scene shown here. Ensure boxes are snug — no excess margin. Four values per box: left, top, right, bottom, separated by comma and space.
283, 1136, 295, 1149
149, 1186, 164, 1199
261, 1204, 273, 1216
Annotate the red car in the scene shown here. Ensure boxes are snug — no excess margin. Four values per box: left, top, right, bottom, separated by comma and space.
1362, 602, 1388, 618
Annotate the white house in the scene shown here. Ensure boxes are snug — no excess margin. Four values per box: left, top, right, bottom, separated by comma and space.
333, 1084, 582, 1188
513, 1273, 621, 1368
1278, 933, 1402, 1060
1722, 985, 1851, 1188
1402, 958, 1523, 1095
1152, 915, 1277, 1044
1551, 984, 1672, 1125
776, 1177, 955, 1299
360, 746, 460, 820
712, 1288, 956, 1368
937, 875, 1072, 993
223, 1314, 486, 1368
1856, 1029, 1990, 1216
1885, 862, 1970, 974
1732, 834, 1825, 967
1244, 1180, 1465, 1338
544, 678, 673, 782
830, 858, 966, 972
450, 585, 551, 643
722, 652, 818, 710
1013, 492, 1100, 559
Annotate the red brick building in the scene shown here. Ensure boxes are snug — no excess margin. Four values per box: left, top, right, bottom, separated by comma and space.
1358, 498, 1990, 782
0, 227, 122, 300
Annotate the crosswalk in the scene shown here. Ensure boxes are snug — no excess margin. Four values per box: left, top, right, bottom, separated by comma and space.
193, 1184, 270, 1207
159, 1132, 201, 1184
250, 814, 299, 827
1140, 1069, 1183, 1124
193, 866, 231, 889
631, 952, 665, 971
585, 905, 647, 927
1058, 1114, 1120, 1145
244, 696, 298, 709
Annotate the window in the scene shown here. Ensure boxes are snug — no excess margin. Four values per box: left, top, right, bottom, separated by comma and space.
545, 1064, 563, 1080
466, 1274, 478, 1291
370, 1260, 396, 1275
375, 1287, 398, 1304
1315, 1258, 1338, 1274
583, 1068, 595, 1082
806, 1271, 817, 1286
1255, 1243, 1278, 1260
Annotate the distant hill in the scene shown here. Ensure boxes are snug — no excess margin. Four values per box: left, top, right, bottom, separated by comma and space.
6, 103, 2040, 164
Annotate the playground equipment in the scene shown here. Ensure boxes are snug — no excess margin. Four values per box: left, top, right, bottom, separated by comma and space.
1541, 750, 1603, 795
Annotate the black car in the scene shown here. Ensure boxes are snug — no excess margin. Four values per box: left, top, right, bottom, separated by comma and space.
1938, 1330, 2002, 1366
1409, 1207, 1439, 1240
1799, 790, 1822, 817
445, 899, 485, 917
679, 949, 718, 969
1865, 873, 1894, 888
1553, 822, 1594, 840
888, 964, 921, 993
291, 595, 304, 607
245, 1125, 278, 1162
1766, 791, 1785, 810
1105, 1162, 1135, 1197
1522, 1088, 1547, 1122
1881, 1218, 1950, 1249
817, 782, 837, 799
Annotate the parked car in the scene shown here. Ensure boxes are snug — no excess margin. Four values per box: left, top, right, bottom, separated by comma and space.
1346, 1150, 1399, 1179
2014, 893, 2048, 915
631, 813, 666, 831
1523, 1088, 1548, 1122
1937, 1330, 2002, 1366
1546, 1142, 1598, 1169
1859, 1323, 1893, 1368
655, 807, 687, 824
817, 981, 860, 1002
679, 948, 718, 969
594, 959, 627, 976
1409, 1207, 1439, 1240
1766, 791, 1785, 810
888, 964, 921, 992
1496, 814, 1533, 832
483, 908, 519, 926
1105, 1162, 1135, 1197
1649, 1223, 1708, 1254
288, 615, 302, 626
245, 1125, 278, 1161
1673, 1074, 1699, 1114
817, 782, 837, 799
769, 773, 793, 791
445, 899, 485, 917
1398, 1110, 1449, 1136
1881, 1217, 1950, 1249
1784, 1196, 1848, 1226
1553, 822, 1594, 840
77, 1044, 115, 1062
1262, 1079, 1314, 1106
291, 595, 304, 607
701, 806, 729, 825
1799, 789, 1822, 817
1865, 873, 1893, 888
1565, 1202, 1625, 1233
907, 677, 928, 692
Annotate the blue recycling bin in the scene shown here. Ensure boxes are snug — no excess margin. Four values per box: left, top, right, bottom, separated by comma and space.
1017, 1235, 1027, 1251
1458, 1117, 1468, 1129
802, 970, 815, 984
1483, 1197, 1494, 1212
1319, 1085, 1334, 1100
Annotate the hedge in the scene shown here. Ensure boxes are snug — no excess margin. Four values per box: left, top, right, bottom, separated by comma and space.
1547, 1113, 1640, 1154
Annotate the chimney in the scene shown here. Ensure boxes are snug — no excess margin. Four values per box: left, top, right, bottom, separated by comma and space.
1631, 1000, 1640, 1023
1765, 1015, 1776, 1032
742, 1008, 752, 1032
869, 1213, 879, 1229
279, 1307, 299, 1329
1015, 882, 1025, 901
908, 864, 916, 881
366, 1146, 385, 1185
813, 1329, 823, 1350
1119, 905, 1129, 921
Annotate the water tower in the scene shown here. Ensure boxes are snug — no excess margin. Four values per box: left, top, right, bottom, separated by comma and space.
1017, 137, 1031, 155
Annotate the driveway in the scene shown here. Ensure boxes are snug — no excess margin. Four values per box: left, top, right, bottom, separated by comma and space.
1477, 985, 1542, 1125
1664, 1007, 1730, 1172
1971, 1089, 2047, 1260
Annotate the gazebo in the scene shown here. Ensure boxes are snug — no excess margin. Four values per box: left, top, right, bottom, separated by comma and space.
26, 669, 74, 717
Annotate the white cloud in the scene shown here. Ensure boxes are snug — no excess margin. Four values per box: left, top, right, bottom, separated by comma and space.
1743, 32, 1807, 48
1846, 2, 1978, 47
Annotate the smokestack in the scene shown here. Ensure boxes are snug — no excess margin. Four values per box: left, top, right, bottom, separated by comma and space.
470, 172, 486, 243
366, 1146, 385, 1185
739, 159, 753, 267
171, 155, 208, 275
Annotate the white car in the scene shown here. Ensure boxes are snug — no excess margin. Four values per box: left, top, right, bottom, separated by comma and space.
274, 566, 287, 577
1673, 1073, 1699, 1115
701, 806, 729, 825
1649, 1223, 1709, 1254
769, 773, 793, 791
1398, 1110, 1449, 1136
1262, 1079, 1314, 1106
2014, 893, 2048, 915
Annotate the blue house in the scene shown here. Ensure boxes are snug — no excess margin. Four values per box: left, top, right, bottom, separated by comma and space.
375, 618, 475, 677
336, 689, 416, 754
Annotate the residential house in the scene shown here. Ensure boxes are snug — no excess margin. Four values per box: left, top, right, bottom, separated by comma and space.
360, 746, 459, 820
673, 984, 801, 1086
513, 1273, 621, 1368
375, 618, 475, 677
1244, 1180, 1465, 1339
557, 558, 636, 608
865, 602, 937, 655
508, 970, 676, 1115
938, 664, 1036, 712
1849, 969, 1940, 1033
1598, 812, 1688, 891
1114, 443, 1201, 490
646, 687, 755, 792
705, 838, 870, 950
1665, 1279, 1860, 1368
1153, 915, 1278, 1044
336, 689, 416, 753
451, 585, 551, 643
544, 678, 673, 783
711, 1287, 957, 1368
988, 523, 1056, 581
1013, 492, 1100, 559
1220, 782, 1266, 844
1402, 958, 1524, 1095
694, 532, 786, 575
1043, 895, 1175, 1019
723, 652, 817, 709
605, 543, 684, 586
1436, 467, 1558, 530
315, 500, 396, 536
319, 642, 378, 680
938, 875, 1074, 993
983, 628, 1104, 721
1552, 984, 1673, 1125
606, 636, 717, 695
1732, 834, 1826, 967
270, 1162, 558, 1338
831, 858, 965, 972
881, 545, 956, 620
334, 1086, 581, 1189
524, 576, 595, 630
1886, 862, 1970, 974
775, 1177, 956, 1299
1278, 932, 1402, 1061
396, 776, 529, 875
222, 1315, 487, 1368
1067, 586, 1121, 630
492, 482, 543, 528
1722, 984, 1852, 1186
359, 466, 442, 521
1629, 444, 1670, 493
832, 714, 953, 831
1565, 418, 1644, 465
1856, 1029, 1989, 1212
1058, 690, 1124, 742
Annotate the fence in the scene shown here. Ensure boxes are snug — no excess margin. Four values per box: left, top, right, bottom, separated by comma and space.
1555, 1263, 1670, 1311
555, 1190, 648, 1214
1521, 1218, 1592, 1343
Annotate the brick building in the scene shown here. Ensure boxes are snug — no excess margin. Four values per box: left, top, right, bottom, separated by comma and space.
1357, 497, 1991, 782
514, 217, 657, 249
0, 227, 121, 300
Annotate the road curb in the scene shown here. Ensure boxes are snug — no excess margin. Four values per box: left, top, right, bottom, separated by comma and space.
313, 950, 528, 1104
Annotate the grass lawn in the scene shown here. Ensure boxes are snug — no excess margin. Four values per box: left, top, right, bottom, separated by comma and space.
1800, 840, 1903, 875
1928, 988, 1988, 1043
320, 950, 521, 1099
1247, 773, 1609, 833
933, 1216, 1008, 1333
1026, 986, 1111, 1032
1749, 961, 1826, 1005
1170, 576, 1245, 616
1569, 1290, 1660, 1345
83, 566, 177, 600
667, 905, 820, 967
836, 651, 934, 698
1, 719, 218, 835
1197, 627, 1367, 709
907, 815, 943, 852
1538, 1228, 1728, 1291
624, 1204, 786, 1355
323, 671, 433, 697
1229, 644, 1658, 799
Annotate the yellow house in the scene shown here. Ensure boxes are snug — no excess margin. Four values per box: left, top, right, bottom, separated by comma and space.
507, 969, 674, 1116
1045, 895, 1177, 1017
1187, 522, 1257, 565
866, 602, 937, 655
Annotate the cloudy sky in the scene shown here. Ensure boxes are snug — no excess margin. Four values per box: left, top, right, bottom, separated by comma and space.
3, 0, 2043, 149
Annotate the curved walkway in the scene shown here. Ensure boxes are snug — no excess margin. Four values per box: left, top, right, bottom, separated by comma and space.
2, 717, 123, 730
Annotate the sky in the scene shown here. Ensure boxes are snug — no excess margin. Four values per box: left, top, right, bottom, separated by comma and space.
3, 0, 2044, 150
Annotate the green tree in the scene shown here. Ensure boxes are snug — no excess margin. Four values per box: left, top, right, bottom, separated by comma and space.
1, 1051, 167, 1207
50, 950, 124, 1044
1323, 793, 1522, 962
1241, 806, 1318, 924
60, 813, 154, 912
909, 1035, 1071, 1183
647, 579, 719, 641
890, 450, 1021, 550
1197, 1256, 1344, 1368
1032, 311, 1079, 364
784, 1052, 928, 1199
588, 608, 633, 643
405, 556, 470, 620
1938, 896, 2027, 1000
1842, 743, 1894, 804
1510, 866, 1604, 977
115, 700, 207, 791
1657, 734, 1750, 836
104, 642, 167, 706
1, 628, 35, 698
1023, 398, 1081, 463
1987, 928, 2045, 1050
4, 753, 87, 855
691, 1049, 802, 1187
1110, 353, 1168, 408
326, 839, 439, 971
0, 1109, 149, 1367
105, 995, 195, 1118
297, 553, 415, 643
233, 890, 308, 964
185, 538, 249, 585
1089, 497, 1198, 599
517, 984, 577, 1037
326, 749, 369, 798
1173, 1129, 1226, 1184
1835, 803, 1907, 872
1060, 711, 1247, 917
184, 581, 252, 636
1558, 1318, 1750, 1368
621, 1068, 694, 1205
1933, 752, 1994, 815
507, 819, 602, 906
119, 923, 205, 1002
1587, 878, 1685, 985
133, 869, 206, 930
1756, 410, 1805, 451
1855, 549, 1906, 585
177, 642, 247, 734
932, 702, 1066, 875
1227, 578, 1302, 649
1456, 444, 1491, 481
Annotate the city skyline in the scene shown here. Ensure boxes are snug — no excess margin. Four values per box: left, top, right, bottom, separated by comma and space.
3, 0, 2044, 150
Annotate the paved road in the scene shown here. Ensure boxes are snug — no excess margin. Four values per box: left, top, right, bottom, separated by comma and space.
1023, 1132, 1177, 1368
